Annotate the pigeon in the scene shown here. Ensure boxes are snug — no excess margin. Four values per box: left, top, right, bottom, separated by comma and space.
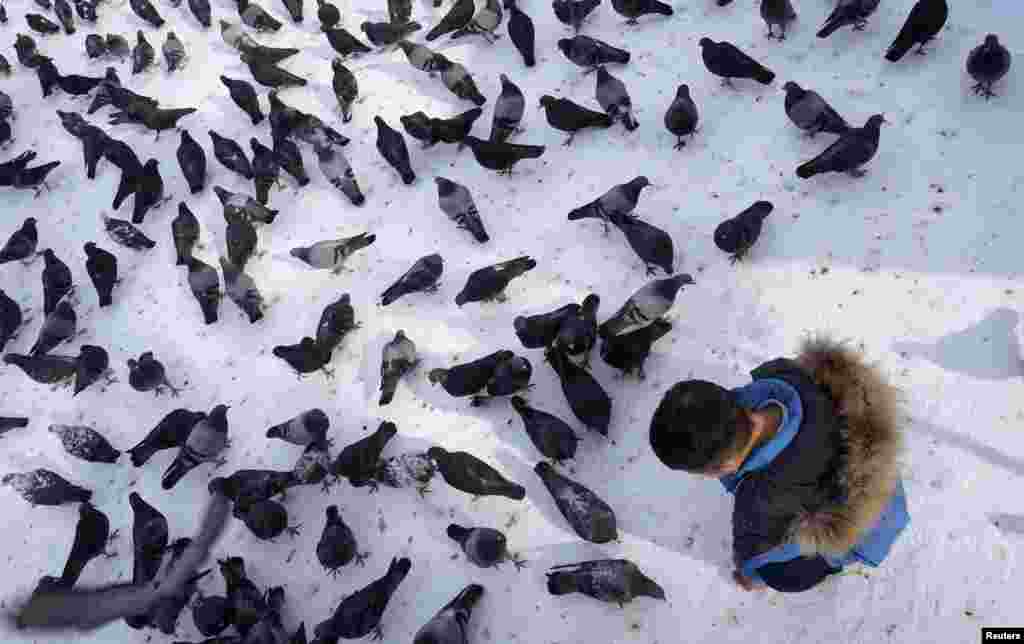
35, 57, 62, 98
266, 408, 329, 446
546, 559, 665, 605
240, 53, 306, 87
513, 303, 580, 348
545, 346, 612, 434
455, 256, 536, 305
75, 0, 97, 21
213, 470, 297, 506
267, 91, 350, 146
221, 76, 264, 125
214, 185, 279, 223
72, 344, 110, 397
316, 505, 365, 575
13, 159, 61, 193
510, 396, 579, 461
464, 136, 544, 174
401, 109, 483, 148
273, 337, 329, 376
331, 59, 358, 122
275, 137, 310, 185
130, 0, 164, 26
161, 404, 230, 489
189, 0, 212, 25
361, 20, 422, 47
54, 0, 75, 34
86, 34, 107, 58
186, 256, 221, 325
41, 249, 73, 315
595, 65, 637, 130
3, 353, 78, 385
102, 138, 143, 173
59, 502, 114, 588
2, 469, 92, 506
330, 421, 398, 489
505, 0, 535, 66
381, 254, 444, 305
968, 34, 1011, 99
558, 35, 630, 70
292, 438, 332, 488
816, 0, 880, 38
56, 72, 105, 96
412, 584, 484, 644
885, 0, 948, 60
598, 273, 695, 337
220, 20, 297, 60
553, 0, 600, 29
796, 114, 885, 178
172, 203, 200, 265
122, 159, 163, 224
0, 218, 38, 263
379, 330, 418, 405
374, 116, 415, 184
436, 57, 488, 105
608, 212, 675, 275
132, 31, 155, 74
600, 317, 671, 378
314, 557, 411, 641
219, 257, 264, 323
28, 301, 76, 357
290, 233, 376, 272
372, 451, 436, 492
314, 143, 365, 206
450, 0, 501, 41
781, 81, 850, 136
483, 354, 532, 398
316, 293, 358, 357
127, 409, 206, 466
282, 0, 303, 21
540, 95, 613, 144
428, 350, 511, 398
760, 0, 796, 40
113, 105, 198, 138
176, 130, 206, 194
224, 210, 257, 270
699, 38, 774, 85
0, 290, 22, 352
611, 0, 672, 24
535, 461, 617, 542
490, 75, 525, 143
317, 0, 340, 27
447, 524, 525, 568
234, 498, 298, 540
714, 200, 773, 262
49, 424, 120, 463
192, 595, 231, 637
218, 556, 268, 637
427, 0, 473, 40
127, 351, 181, 396
239, 0, 283, 32
554, 294, 600, 363
427, 446, 526, 500
568, 176, 650, 233
84, 242, 117, 307
324, 26, 372, 57
210, 130, 254, 180
435, 177, 488, 242
26, 13, 61, 35
163, 32, 186, 71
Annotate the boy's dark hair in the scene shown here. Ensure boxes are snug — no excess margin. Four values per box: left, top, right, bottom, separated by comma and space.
649, 379, 752, 472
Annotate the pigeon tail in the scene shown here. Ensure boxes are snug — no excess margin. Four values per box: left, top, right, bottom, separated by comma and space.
816, 16, 846, 38
161, 455, 195, 490
427, 368, 447, 384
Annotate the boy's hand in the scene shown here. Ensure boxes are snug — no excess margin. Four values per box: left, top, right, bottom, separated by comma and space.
733, 570, 767, 592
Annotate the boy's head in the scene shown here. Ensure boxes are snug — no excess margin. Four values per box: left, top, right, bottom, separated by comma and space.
649, 380, 753, 476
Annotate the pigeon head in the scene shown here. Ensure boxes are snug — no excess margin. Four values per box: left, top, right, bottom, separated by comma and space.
446, 523, 470, 542
539, 95, 557, 108
426, 446, 448, 463
41, 248, 56, 263
168, 31, 177, 41
534, 460, 554, 476
359, 21, 369, 33
136, 30, 146, 42
126, 358, 138, 370
675, 83, 690, 98
434, 176, 455, 195
325, 504, 339, 520
25, 217, 37, 226
631, 176, 651, 190
656, 274, 694, 298
331, 57, 346, 72
208, 404, 230, 430
509, 395, 529, 411
305, 408, 330, 434
389, 556, 413, 578
984, 34, 1000, 47
582, 293, 600, 313
83, 241, 97, 255
865, 114, 886, 129
499, 73, 511, 85
698, 37, 714, 48
144, 159, 158, 170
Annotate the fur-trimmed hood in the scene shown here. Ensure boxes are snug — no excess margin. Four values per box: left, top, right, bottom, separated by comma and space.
786, 335, 903, 558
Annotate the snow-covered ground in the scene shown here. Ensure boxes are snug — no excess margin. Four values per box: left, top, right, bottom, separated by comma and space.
1, 0, 1023, 641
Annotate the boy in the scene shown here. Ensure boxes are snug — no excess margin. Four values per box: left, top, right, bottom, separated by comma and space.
649, 336, 909, 592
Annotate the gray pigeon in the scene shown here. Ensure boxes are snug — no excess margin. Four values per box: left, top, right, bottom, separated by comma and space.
782, 81, 850, 136
214, 186, 278, 224
490, 74, 524, 142
510, 396, 578, 461
2, 469, 92, 506
885, 0, 948, 61
219, 257, 264, 323
172, 204, 200, 265
185, 256, 220, 325
132, 31, 155, 74
48, 424, 121, 463
714, 200, 773, 263
162, 32, 186, 71
595, 65, 637, 130
104, 216, 156, 250
397, 40, 443, 73
435, 177, 488, 242
314, 143, 365, 206
568, 176, 650, 234
161, 404, 230, 489
455, 256, 536, 305
224, 211, 257, 270
316, 505, 366, 575
557, 35, 630, 71
447, 524, 525, 569
760, 0, 796, 40
266, 408, 329, 446
546, 559, 665, 605
379, 330, 418, 405
331, 59, 358, 122
608, 212, 675, 276
817, 0, 880, 38
699, 38, 774, 85
380, 253, 444, 305
436, 57, 488, 105
450, 0, 502, 42
598, 274, 695, 337
316, 292, 359, 356
360, 20, 422, 47
534, 461, 617, 542
426, 0, 473, 41
374, 116, 415, 184
290, 232, 376, 272
428, 446, 526, 499
968, 34, 1012, 99
412, 585, 484, 644
30, 301, 77, 356
796, 114, 886, 178
313, 557, 410, 641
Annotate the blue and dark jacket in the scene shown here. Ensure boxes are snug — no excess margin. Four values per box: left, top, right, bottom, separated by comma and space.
720, 336, 910, 593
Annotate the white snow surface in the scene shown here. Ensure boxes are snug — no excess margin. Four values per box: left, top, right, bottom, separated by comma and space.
1, 0, 1023, 642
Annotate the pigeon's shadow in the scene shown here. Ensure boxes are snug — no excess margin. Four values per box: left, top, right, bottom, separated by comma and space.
891, 308, 1024, 381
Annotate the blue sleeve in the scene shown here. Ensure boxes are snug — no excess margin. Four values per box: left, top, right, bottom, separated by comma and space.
756, 556, 840, 593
